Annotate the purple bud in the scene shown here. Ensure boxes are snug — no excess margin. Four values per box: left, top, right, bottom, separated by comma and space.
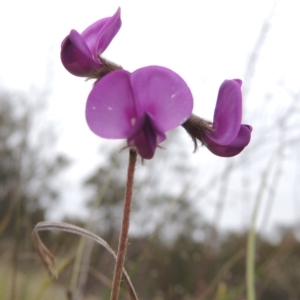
61, 8, 121, 77
182, 79, 252, 157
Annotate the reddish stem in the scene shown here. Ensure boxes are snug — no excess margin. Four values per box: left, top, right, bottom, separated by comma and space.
110, 148, 137, 300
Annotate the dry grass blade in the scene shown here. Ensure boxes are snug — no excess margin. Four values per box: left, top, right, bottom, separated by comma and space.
32, 221, 139, 300
32, 227, 58, 279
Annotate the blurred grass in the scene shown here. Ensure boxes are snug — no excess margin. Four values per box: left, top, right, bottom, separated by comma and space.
0, 257, 66, 300
0, 256, 101, 300
1, 220, 300, 299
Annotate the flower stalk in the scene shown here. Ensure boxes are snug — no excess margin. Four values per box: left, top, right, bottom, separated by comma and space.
110, 148, 137, 300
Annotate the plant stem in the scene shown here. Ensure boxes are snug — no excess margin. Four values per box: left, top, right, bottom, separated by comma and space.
110, 148, 137, 300
246, 157, 274, 300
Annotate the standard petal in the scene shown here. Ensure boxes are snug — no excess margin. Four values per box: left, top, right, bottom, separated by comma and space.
86, 70, 137, 138
61, 30, 100, 76
206, 79, 242, 145
204, 124, 252, 157
81, 8, 121, 58
130, 66, 193, 132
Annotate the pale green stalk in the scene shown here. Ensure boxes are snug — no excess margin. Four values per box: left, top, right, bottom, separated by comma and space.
246, 157, 275, 300
70, 164, 115, 299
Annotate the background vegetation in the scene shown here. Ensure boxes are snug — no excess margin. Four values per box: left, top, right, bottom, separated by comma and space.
1, 82, 300, 300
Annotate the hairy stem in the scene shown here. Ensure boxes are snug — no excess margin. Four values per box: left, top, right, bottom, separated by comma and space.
110, 148, 137, 300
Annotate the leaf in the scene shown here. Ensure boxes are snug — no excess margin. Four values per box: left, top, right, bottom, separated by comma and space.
32, 221, 138, 300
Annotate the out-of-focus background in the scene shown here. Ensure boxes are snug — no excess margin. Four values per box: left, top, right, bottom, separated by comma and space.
1, 0, 300, 299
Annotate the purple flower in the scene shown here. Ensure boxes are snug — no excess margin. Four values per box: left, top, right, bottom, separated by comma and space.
86, 66, 194, 159
182, 79, 252, 157
61, 8, 121, 77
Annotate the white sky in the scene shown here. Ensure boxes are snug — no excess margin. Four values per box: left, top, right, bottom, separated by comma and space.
1, 0, 300, 236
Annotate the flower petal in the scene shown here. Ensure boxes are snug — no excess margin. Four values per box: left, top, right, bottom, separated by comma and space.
130, 66, 193, 132
86, 66, 193, 159
61, 30, 100, 77
206, 79, 242, 145
127, 113, 166, 159
81, 8, 121, 58
86, 70, 137, 138
204, 124, 252, 157
61, 8, 121, 77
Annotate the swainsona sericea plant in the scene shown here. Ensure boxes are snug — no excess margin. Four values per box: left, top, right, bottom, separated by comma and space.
60, 7, 252, 159
58, 7, 253, 300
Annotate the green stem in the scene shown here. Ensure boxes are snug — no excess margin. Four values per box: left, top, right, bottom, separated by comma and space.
246, 158, 274, 300
70, 164, 115, 299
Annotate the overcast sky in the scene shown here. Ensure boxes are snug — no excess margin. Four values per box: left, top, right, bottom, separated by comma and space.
1, 0, 300, 235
